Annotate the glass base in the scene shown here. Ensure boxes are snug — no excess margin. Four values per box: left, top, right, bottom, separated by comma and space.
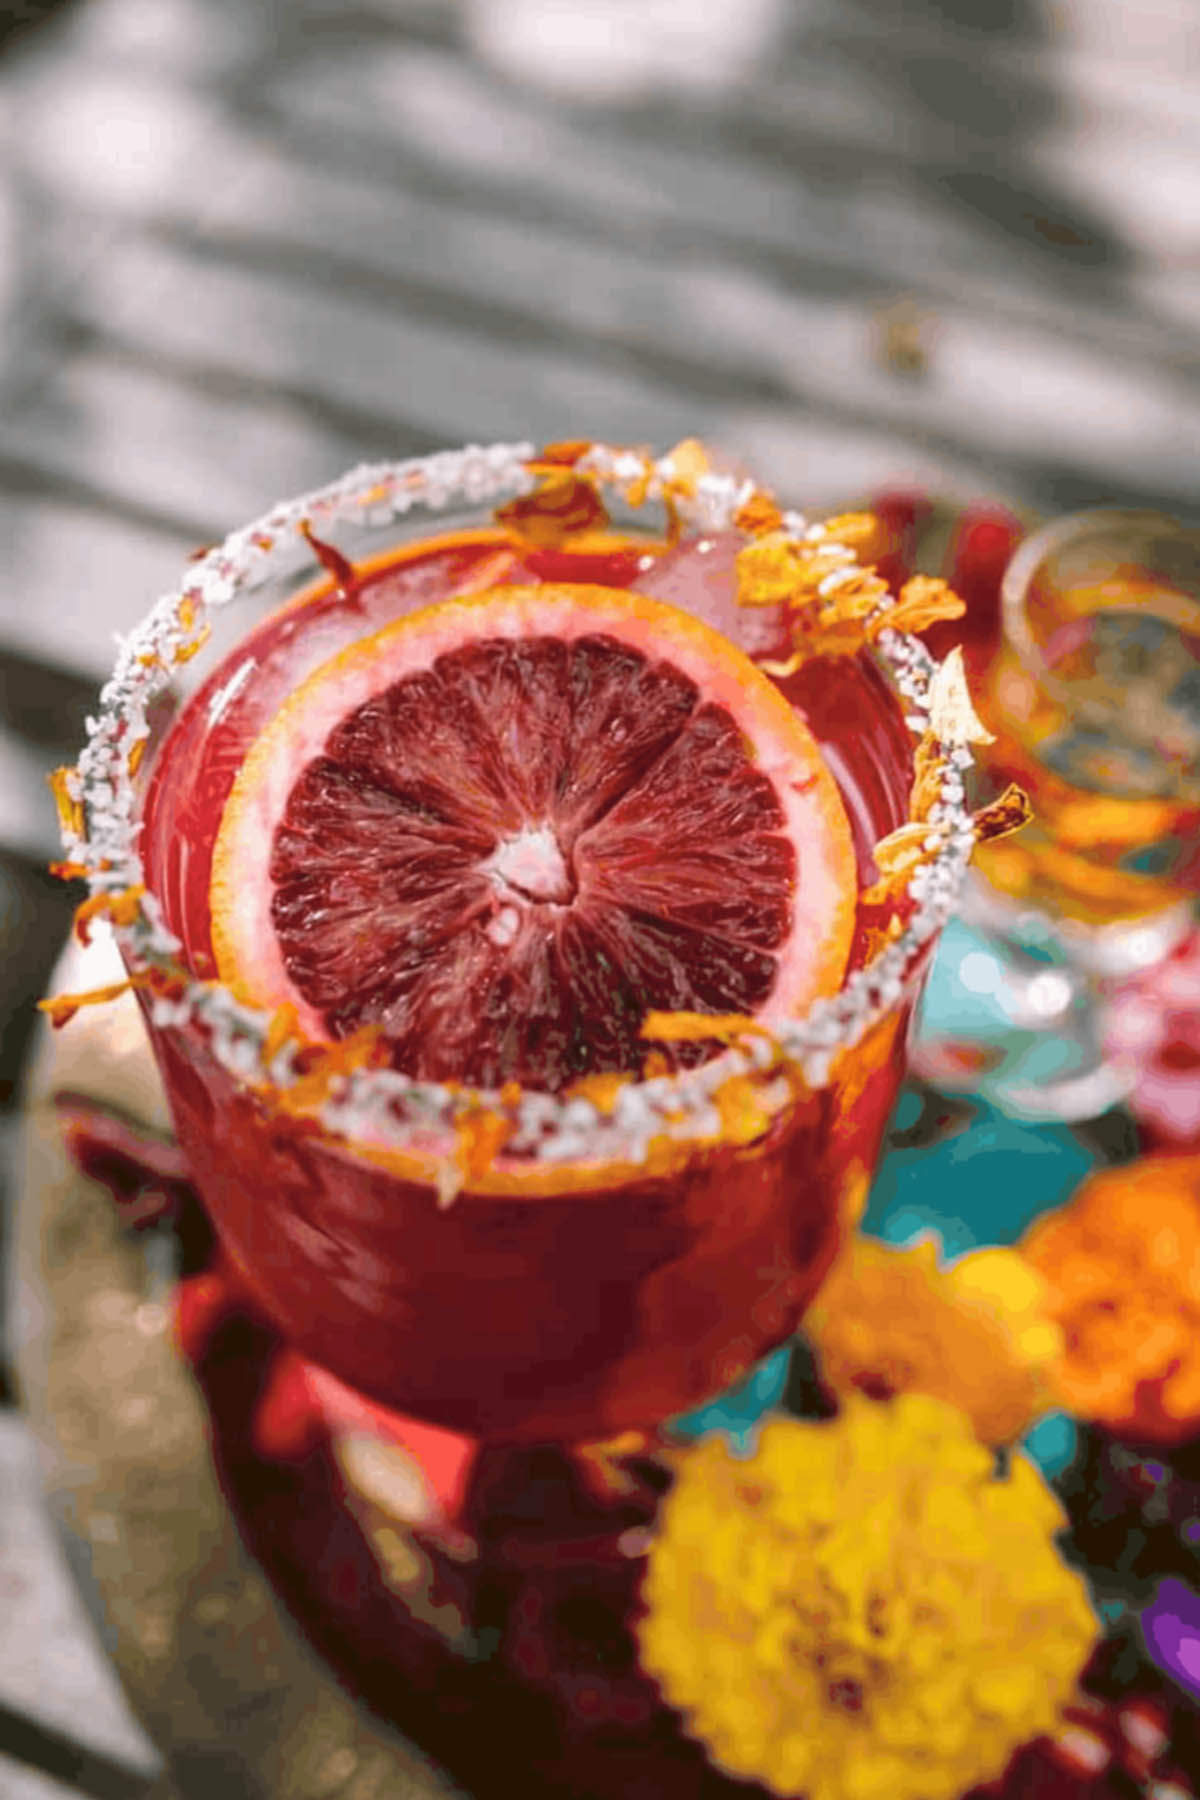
910, 876, 1197, 1123
959, 871, 1195, 981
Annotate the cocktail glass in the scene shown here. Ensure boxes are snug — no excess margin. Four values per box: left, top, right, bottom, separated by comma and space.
55, 440, 977, 1447
932, 509, 1200, 1121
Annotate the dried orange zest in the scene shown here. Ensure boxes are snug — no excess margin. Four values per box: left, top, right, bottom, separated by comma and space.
926, 645, 995, 747
641, 1010, 774, 1046
173, 623, 212, 665
275, 1025, 387, 1116
576, 1430, 652, 1499
300, 519, 360, 601
495, 469, 609, 547
861, 909, 905, 962
263, 1002, 302, 1065
732, 489, 784, 538
39, 979, 136, 1029
73, 883, 146, 945
177, 594, 198, 631
974, 783, 1034, 844
48, 860, 90, 883
48, 766, 84, 838
126, 737, 148, 779
642, 1129, 693, 1178
565, 1071, 632, 1114
758, 650, 807, 679
455, 1107, 514, 1186
713, 1074, 775, 1147
537, 439, 594, 467
872, 574, 967, 640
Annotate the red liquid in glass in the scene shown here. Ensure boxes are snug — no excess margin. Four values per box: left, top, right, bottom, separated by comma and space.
140, 529, 913, 1440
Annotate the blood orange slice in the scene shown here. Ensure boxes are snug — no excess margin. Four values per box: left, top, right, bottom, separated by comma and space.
211, 583, 855, 1092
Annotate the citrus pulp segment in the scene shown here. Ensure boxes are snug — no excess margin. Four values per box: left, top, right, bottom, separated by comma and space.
211, 583, 855, 1094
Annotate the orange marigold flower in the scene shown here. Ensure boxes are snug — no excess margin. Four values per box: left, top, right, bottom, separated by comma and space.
1021, 1156, 1200, 1444
805, 1236, 1062, 1445
638, 1394, 1096, 1800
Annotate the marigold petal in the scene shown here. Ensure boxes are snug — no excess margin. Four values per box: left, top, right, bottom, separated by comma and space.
733, 489, 785, 537
926, 646, 995, 747
973, 783, 1034, 843
874, 575, 967, 639
495, 469, 609, 547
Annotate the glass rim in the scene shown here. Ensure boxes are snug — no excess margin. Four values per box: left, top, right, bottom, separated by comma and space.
59, 438, 979, 1177
1001, 505, 1200, 685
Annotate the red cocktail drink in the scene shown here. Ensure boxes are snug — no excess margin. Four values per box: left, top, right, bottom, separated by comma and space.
56, 441, 978, 1442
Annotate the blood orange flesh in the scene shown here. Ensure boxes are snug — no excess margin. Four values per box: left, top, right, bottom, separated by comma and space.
212, 583, 855, 1092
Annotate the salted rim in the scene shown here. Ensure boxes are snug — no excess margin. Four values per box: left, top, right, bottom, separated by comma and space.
60, 439, 978, 1171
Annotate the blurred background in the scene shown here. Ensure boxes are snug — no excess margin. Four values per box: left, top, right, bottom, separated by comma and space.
1, 0, 1199, 1793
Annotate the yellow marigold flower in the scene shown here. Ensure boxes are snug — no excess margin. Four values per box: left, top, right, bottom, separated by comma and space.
1022, 1156, 1200, 1444
638, 1395, 1096, 1800
805, 1237, 1062, 1445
